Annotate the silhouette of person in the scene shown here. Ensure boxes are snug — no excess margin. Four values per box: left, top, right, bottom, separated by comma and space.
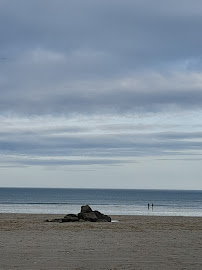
152, 203, 154, 210
148, 203, 150, 209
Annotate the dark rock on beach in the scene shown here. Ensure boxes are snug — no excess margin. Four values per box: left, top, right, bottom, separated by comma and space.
46, 205, 111, 223
80, 205, 93, 213
78, 211, 98, 222
62, 214, 80, 222
94, 210, 111, 222
47, 218, 62, 222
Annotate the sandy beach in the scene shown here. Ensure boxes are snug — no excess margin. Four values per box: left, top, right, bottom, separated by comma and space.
0, 214, 202, 270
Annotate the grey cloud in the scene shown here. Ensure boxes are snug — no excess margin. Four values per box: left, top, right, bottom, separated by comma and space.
1, 1, 202, 172
2, 85, 202, 116
1, 0, 202, 69
156, 132, 202, 140
157, 158, 202, 161
1, 129, 202, 167
0, 157, 129, 167
1, 1, 202, 116
99, 123, 180, 132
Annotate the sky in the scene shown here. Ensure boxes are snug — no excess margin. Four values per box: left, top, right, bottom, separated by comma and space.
0, 0, 202, 189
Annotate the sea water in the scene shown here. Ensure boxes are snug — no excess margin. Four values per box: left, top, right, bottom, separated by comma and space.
0, 188, 202, 216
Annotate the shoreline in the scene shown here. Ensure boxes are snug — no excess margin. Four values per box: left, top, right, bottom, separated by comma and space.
1, 212, 202, 217
1, 214, 202, 269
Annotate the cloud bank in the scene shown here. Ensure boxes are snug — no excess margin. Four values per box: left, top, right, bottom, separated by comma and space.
0, 0, 202, 188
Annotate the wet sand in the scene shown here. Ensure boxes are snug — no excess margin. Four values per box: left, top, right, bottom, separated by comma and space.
0, 214, 202, 269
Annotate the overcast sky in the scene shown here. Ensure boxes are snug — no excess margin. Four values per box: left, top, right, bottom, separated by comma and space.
0, 0, 202, 189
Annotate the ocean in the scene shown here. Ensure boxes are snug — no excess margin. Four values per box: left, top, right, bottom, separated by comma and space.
0, 188, 202, 217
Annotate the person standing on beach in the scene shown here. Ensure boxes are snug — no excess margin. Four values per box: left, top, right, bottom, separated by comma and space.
152, 203, 153, 210
148, 203, 150, 209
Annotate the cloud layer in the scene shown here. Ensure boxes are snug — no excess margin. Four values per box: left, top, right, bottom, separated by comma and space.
1, 1, 202, 116
1, 113, 202, 167
0, 0, 202, 187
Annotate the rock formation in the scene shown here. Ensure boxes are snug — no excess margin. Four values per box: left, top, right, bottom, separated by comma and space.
46, 205, 111, 223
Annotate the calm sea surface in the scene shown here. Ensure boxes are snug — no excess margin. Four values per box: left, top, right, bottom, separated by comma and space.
0, 188, 202, 216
